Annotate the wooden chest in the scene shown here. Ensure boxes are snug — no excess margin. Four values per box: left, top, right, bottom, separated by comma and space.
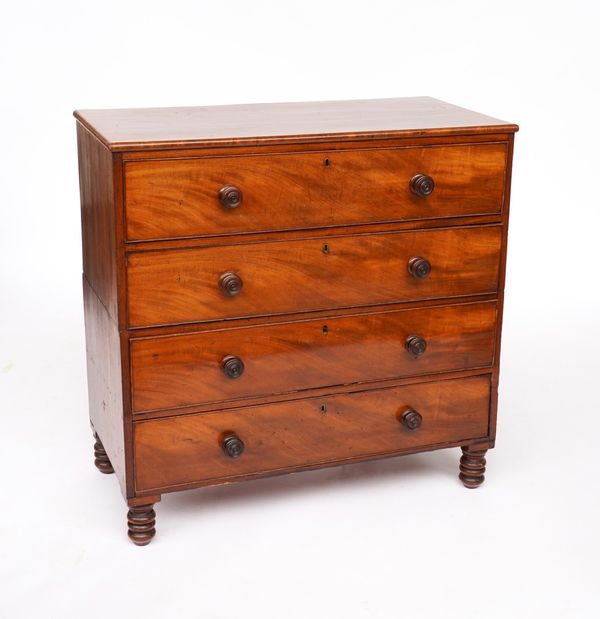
75, 97, 517, 545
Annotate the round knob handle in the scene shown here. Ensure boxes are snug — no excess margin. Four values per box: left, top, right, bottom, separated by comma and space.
406, 335, 427, 357
219, 272, 243, 296
219, 185, 243, 209
410, 174, 435, 197
408, 256, 431, 279
221, 355, 245, 379
221, 434, 245, 458
400, 409, 423, 430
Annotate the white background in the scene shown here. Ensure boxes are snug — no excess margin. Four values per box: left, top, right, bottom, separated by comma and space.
1, 1, 599, 617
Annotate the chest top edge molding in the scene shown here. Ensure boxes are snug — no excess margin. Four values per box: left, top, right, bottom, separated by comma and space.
74, 96, 519, 152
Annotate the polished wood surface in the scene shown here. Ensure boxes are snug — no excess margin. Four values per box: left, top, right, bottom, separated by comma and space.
488, 134, 515, 445
76, 97, 516, 544
83, 265, 127, 493
93, 431, 114, 474
124, 143, 507, 241
126, 502, 157, 546
77, 123, 119, 320
133, 375, 491, 492
127, 225, 502, 327
74, 97, 517, 152
459, 446, 488, 488
131, 301, 497, 412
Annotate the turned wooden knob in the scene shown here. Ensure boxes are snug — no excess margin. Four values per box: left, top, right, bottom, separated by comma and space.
219, 272, 243, 296
410, 174, 435, 197
406, 335, 427, 357
221, 355, 245, 379
219, 185, 243, 209
222, 434, 245, 458
400, 409, 422, 430
408, 256, 431, 279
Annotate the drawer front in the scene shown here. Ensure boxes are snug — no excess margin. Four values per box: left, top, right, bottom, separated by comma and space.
134, 375, 491, 491
124, 143, 507, 241
131, 302, 497, 413
127, 225, 502, 328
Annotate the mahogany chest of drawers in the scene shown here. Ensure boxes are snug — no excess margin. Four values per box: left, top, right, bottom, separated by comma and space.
75, 97, 517, 545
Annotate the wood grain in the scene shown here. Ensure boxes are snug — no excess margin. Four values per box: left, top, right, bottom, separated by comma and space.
77, 123, 118, 320
83, 278, 126, 494
76, 97, 517, 532
133, 375, 491, 492
124, 143, 507, 241
126, 225, 502, 328
488, 133, 515, 445
130, 301, 497, 412
74, 97, 518, 152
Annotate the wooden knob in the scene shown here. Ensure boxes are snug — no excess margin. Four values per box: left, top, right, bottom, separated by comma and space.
219, 272, 243, 296
406, 335, 427, 357
410, 174, 435, 197
222, 434, 245, 458
408, 256, 431, 279
219, 185, 243, 209
221, 355, 245, 379
400, 409, 422, 430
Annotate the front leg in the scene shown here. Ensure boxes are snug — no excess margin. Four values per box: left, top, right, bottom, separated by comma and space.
126, 496, 161, 546
459, 446, 488, 488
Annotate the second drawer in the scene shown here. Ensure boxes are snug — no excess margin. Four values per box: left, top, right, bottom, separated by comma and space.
126, 225, 502, 327
131, 301, 497, 413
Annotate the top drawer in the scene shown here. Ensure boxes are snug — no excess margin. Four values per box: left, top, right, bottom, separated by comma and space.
124, 143, 507, 241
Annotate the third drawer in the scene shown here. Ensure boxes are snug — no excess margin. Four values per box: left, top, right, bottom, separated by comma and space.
131, 301, 497, 413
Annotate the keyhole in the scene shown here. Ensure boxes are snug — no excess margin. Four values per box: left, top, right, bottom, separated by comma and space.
320, 404, 327, 414
324, 158, 330, 167
322, 325, 328, 335
323, 243, 329, 254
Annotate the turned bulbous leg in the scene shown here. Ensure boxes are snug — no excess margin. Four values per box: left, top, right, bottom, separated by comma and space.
459, 446, 487, 489
127, 503, 157, 546
93, 432, 114, 474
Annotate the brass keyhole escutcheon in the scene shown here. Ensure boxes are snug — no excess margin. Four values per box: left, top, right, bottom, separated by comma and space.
323, 243, 330, 254
320, 404, 327, 415
324, 158, 331, 167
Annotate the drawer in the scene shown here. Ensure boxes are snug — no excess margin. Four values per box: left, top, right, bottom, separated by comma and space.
134, 375, 491, 492
131, 301, 497, 413
126, 225, 502, 328
124, 143, 507, 241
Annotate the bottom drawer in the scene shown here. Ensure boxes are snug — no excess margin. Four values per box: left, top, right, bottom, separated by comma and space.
134, 375, 491, 492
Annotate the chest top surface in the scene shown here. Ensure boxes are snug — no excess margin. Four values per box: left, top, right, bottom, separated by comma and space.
74, 96, 518, 152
